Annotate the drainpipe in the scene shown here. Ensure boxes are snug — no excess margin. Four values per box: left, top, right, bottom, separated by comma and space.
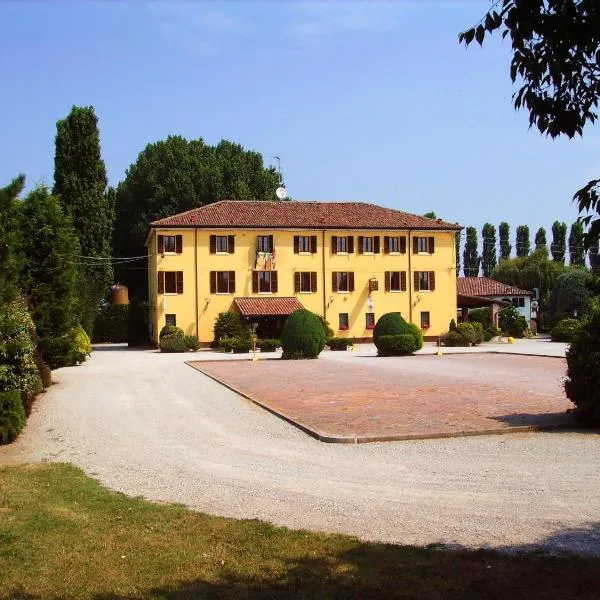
408, 230, 413, 324
322, 229, 327, 320
194, 228, 199, 339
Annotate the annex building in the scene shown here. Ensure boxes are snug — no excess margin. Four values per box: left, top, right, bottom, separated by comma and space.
146, 200, 462, 344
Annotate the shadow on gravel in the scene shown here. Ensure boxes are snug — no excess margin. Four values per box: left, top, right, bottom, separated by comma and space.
91, 345, 153, 352
86, 527, 600, 600
489, 411, 577, 428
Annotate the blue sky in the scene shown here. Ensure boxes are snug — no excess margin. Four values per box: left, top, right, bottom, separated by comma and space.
1, 1, 598, 248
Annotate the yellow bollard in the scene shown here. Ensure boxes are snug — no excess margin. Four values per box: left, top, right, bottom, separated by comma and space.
507, 336, 515, 344
436, 350, 443, 356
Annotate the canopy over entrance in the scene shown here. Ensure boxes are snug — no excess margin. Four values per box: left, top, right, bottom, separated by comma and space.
233, 297, 304, 317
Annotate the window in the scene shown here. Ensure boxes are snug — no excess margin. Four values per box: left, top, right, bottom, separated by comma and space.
420, 311, 430, 329
385, 236, 407, 254
332, 235, 354, 254
158, 235, 182, 254
252, 270, 278, 293
257, 235, 273, 253
366, 313, 375, 330
414, 236, 435, 254
512, 297, 525, 308
165, 314, 176, 327
210, 271, 236, 294
414, 271, 435, 292
332, 271, 354, 293
294, 235, 317, 253
385, 271, 407, 292
158, 271, 183, 294
294, 272, 317, 293
339, 313, 349, 330
358, 236, 381, 254
210, 235, 235, 254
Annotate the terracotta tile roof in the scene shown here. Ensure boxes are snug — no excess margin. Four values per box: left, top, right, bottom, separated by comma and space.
150, 200, 461, 231
234, 296, 305, 317
457, 277, 533, 297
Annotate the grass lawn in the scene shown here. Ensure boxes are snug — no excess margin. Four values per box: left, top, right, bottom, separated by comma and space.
1, 464, 598, 599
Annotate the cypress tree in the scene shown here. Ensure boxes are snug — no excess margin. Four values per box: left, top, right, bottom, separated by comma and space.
589, 235, 600, 275
499, 222, 511, 260
463, 226, 480, 277
551, 221, 567, 263
569, 221, 586, 266
0, 175, 25, 304
455, 232, 461, 277
516, 225, 530, 257
481, 223, 497, 277
17, 186, 80, 367
53, 106, 113, 335
535, 227, 547, 250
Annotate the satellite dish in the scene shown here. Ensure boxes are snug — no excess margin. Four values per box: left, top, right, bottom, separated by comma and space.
276, 186, 287, 200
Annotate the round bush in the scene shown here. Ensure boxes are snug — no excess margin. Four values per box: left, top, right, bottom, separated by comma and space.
564, 299, 600, 423
374, 312, 422, 352
551, 318, 581, 343
159, 335, 188, 353
407, 323, 424, 350
0, 389, 26, 445
281, 309, 326, 360
159, 325, 184, 340
441, 330, 471, 347
376, 334, 416, 357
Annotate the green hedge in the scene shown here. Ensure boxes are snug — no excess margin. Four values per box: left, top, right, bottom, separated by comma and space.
327, 337, 353, 351
281, 309, 325, 360
551, 318, 581, 343
0, 390, 26, 445
257, 338, 279, 351
160, 334, 200, 353
376, 334, 416, 357
93, 305, 128, 343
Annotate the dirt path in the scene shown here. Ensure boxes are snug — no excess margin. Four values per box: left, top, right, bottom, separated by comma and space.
2, 346, 600, 555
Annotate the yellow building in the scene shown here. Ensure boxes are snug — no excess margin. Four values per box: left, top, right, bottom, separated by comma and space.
146, 201, 461, 345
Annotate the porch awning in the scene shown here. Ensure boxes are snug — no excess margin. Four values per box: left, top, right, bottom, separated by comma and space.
457, 294, 511, 308
234, 297, 304, 317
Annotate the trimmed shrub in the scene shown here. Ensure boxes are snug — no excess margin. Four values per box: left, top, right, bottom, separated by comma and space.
549, 269, 594, 325
212, 312, 249, 347
440, 330, 471, 347
231, 338, 252, 353
281, 309, 326, 360
219, 337, 235, 353
327, 337, 353, 351
441, 322, 484, 347
564, 299, 600, 423
449, 319, 457, 331
376, 334, 417, 357
468, 307, 491, 327
182, 335, 200, 351
0, 390, 26, 445
93, 305, 128, 343
72, 325, 92, 364
551, 318, 582, 343
374, 312, 422, 353
257, 338, 279, 352
498, 307, 528, 338
159, 335, 188, 353
159, 325, 184, 340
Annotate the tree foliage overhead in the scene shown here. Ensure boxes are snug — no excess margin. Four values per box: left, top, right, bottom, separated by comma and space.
499, 222, 511, 260
53, 105, 113, 334
459, 0, 600, 242
515, 225, 530, 257
463, 226, 480, 277
481, 223, 497, 277
568, 220, 586, 265
114, 136, 282, 297
551, 220, 567, 263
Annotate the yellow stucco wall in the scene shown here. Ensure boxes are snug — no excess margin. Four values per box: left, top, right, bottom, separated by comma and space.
147, 228, 458, 344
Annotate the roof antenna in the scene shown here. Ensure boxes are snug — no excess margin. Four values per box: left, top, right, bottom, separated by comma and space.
272, 155, 287, 200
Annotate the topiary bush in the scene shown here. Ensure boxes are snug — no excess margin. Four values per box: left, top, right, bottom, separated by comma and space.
440, 330, 471, 347
0, 389, 26, 445
281, 309, 326, 360
93, 305, 129, 343
218, 337, 235, 352
212, 311, 249, 348
551, 318, 582, 343
440, 322, 484, 347
182, 335, 200, 351
159, 325, 185, 340
159, 335, 188, 353
564, 299, 600, 423
72, 325, 92, 364
327, 337, 353, 351
231, 338, 252, 353
376, 334, 416, 357
257, 338, 279, 352
498, 307, 528, 338
374, 313, 422, 353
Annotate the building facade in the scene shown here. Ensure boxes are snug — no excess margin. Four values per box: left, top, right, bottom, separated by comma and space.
146, 201, 462, 344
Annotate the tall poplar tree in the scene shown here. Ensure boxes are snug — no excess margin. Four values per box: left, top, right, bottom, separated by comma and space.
551, 221, 567, 263
0, 175, 25, 304
569, 221, 586, 266
535, 227, 547, 250
589, 235, 600, 275
463, 226, 480, 277
53, 105, 113, 335
481, 223, 496, 277
455, 232, 461, 276
515, 225, 530, 257
499, 222, 511, 260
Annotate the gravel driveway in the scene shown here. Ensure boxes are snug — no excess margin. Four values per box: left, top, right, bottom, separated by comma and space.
2, 345, 600, 555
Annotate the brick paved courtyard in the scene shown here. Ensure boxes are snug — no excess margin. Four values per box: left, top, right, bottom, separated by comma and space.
189, 354, 575, 442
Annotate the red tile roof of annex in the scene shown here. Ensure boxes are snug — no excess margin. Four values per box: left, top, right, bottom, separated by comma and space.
457, 277, 533, 297
150, 200, 462, 231
234, 297, 304, 317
